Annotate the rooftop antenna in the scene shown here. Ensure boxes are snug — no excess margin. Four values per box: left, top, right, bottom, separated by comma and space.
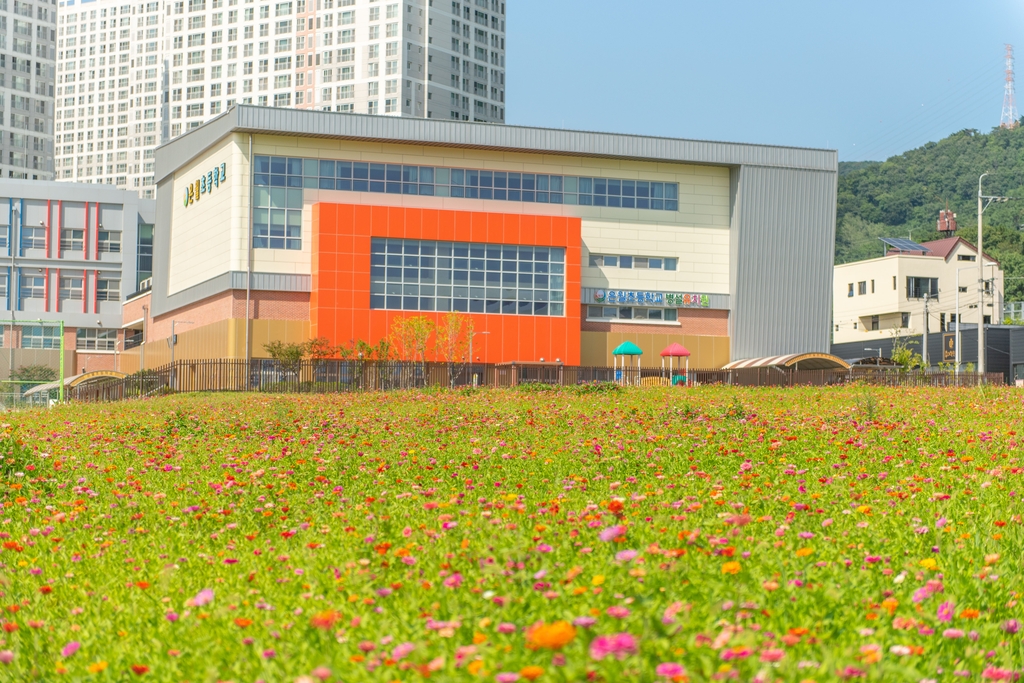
1001, 44, 1019, 129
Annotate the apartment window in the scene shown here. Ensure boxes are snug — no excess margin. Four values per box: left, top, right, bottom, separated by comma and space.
98, 230, 122, 253
587, 306, 678, 322
870, 315, 879, 331
96, 278, 120, 302
870, 279, 875, 293
939, 312, 946, 332
901, 312, 910, 328
59, 275, 84, 300
22, 325, 60, 349
906, 276, 938, 300
589, 254, 677, 271
369, 238, 566, 317
61, 228, 84, 251
847, 283, 854, 298
385, 97, 397, 113
857, 281, 867, 296
957, 254, 976, 262
892, 276, 897, 290
77, 328, 118, 351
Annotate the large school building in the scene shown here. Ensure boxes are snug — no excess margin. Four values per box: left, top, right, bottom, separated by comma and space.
119, 106, 838, 370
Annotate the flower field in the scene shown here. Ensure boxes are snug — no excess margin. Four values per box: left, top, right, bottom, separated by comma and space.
1, 385, 1023, 682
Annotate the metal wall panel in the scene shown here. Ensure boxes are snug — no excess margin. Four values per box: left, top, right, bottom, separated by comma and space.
156, 106, 838, 184
731, 165, 838, 359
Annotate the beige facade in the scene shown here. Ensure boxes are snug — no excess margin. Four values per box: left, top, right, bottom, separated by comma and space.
833, 239, 1002, 345
160, 131, 734, 356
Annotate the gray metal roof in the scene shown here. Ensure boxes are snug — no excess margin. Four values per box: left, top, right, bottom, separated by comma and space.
156, 106, 837, 183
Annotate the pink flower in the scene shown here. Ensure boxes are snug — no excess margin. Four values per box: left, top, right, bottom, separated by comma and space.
495, 674, 520, 683
937, 601, 955, 623
605, 606, 630, 619
656, 662, 686, 678
192, 588, 214, 606
166, 611, 179, 622
61, 642, 80, 658
496, 623, 517, 634
262, 649, 276, 659
982, 666, 1016, 681
573, 616, 597, 628
357, 641, 376, 653
0, 651, 12, 665
443, 573, 464, 589
589, 633, 638, 661
311, 667, 332, 681
391, 642, 415, 660
615, 550, 638, 562
536, 544, 553, 553
599, 525, 626, 542
942, 629, 964, 639
760, 648, 784, 662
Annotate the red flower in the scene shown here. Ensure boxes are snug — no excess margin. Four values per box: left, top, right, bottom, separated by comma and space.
234, 618, 253, 628
38, 586, 52, 594
130, 664, 149, 675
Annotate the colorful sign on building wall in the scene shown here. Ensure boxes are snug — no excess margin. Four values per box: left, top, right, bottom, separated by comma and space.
593, 289, 711, 308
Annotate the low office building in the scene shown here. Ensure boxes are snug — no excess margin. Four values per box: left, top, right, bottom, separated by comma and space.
121, 106, 837, 370
832, 237, 1003, 347
1, 179, 154, 378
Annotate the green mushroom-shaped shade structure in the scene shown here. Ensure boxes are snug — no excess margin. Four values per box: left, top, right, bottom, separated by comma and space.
612, 341, 643, 356
611, 341, 643, 385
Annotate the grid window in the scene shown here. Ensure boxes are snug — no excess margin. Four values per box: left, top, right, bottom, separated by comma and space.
77, 328, 118, 351
20, 274, 45, 298
22, 325, 60, 349
0, 274, 6, 300
96, 278, 121, 301
98, 231, 122, 253
589, 253, 677, 270
252, 156, 680, 211
587, 306, 678, 322
21, 224, 46, 250
61, 228, 84, 252
252, 185, 303, 250
59, 276, 83, 300
369, 238, 566, 317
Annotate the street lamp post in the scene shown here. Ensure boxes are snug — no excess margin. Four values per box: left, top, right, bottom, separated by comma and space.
8, 207, 17, 381
169, 320, 194, 391
977, 174, 1014, 375
468, 330, 490, 387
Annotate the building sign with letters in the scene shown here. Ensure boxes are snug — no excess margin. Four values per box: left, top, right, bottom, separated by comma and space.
183, 163, 227, 207
943, 333, 956, 362
593, 289, 710, 308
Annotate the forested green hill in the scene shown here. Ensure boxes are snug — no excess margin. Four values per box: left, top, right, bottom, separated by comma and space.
837, 126, 1024, 300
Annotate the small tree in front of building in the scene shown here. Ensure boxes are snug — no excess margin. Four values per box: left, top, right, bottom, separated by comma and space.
889, 326, 922, 371
10, 365, 58, 393
435, 312, 473, 388
263, 340, 306, 378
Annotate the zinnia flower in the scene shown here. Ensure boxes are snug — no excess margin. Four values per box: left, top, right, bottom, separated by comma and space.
656, 662, 686, 678
599, 525, 626, 542
936, 601, 955, 623
721, 561, 741, 575
61, 642, 80, 658
526, 621, 577, 650
191, 588, 214, 607
589, 633, 638, 661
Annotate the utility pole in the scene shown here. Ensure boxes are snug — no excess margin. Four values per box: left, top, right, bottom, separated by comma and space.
8, 206, 17, 382
977, 174, 1014, 376
922, 293, 931, 370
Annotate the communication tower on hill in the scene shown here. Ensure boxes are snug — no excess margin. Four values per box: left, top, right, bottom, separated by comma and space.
1001, 44, 1019, 129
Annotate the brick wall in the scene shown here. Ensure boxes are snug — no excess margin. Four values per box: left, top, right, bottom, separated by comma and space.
145, 290, 310, 341
677, 309, 729, 336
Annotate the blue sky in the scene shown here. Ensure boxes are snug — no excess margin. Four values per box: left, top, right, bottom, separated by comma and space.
505, 0, 1024, 162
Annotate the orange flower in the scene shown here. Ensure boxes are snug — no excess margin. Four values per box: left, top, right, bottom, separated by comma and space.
608, 500, 624, 515
234, 617, 253, 628
130, 664, 149, 675
881, 598, 898, 616
959, 609, 980, 620
795, 547, 814, 558
721, 561, 741, 575
310, 610, 341, 630
520, 665, 545, 681
525, 621, 577, 650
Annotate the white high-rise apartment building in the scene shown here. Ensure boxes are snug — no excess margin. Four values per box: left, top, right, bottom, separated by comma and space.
54, 0, 506, 199
1, 0, 56, 179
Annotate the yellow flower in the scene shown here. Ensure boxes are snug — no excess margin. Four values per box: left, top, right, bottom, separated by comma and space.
721, 561, 741, 575
856, 505, 872, 514
591, 575, 605, 586
88, 661, 109, 674
919, 558, 938, 570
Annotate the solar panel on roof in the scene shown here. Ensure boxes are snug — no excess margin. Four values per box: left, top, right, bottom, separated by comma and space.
880, 237, 929, 253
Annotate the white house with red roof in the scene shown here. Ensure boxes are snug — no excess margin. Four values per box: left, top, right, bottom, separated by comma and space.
833, 236, 1003, 345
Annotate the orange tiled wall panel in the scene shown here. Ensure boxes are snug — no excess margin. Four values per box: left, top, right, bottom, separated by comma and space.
311, 203, 582, 365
